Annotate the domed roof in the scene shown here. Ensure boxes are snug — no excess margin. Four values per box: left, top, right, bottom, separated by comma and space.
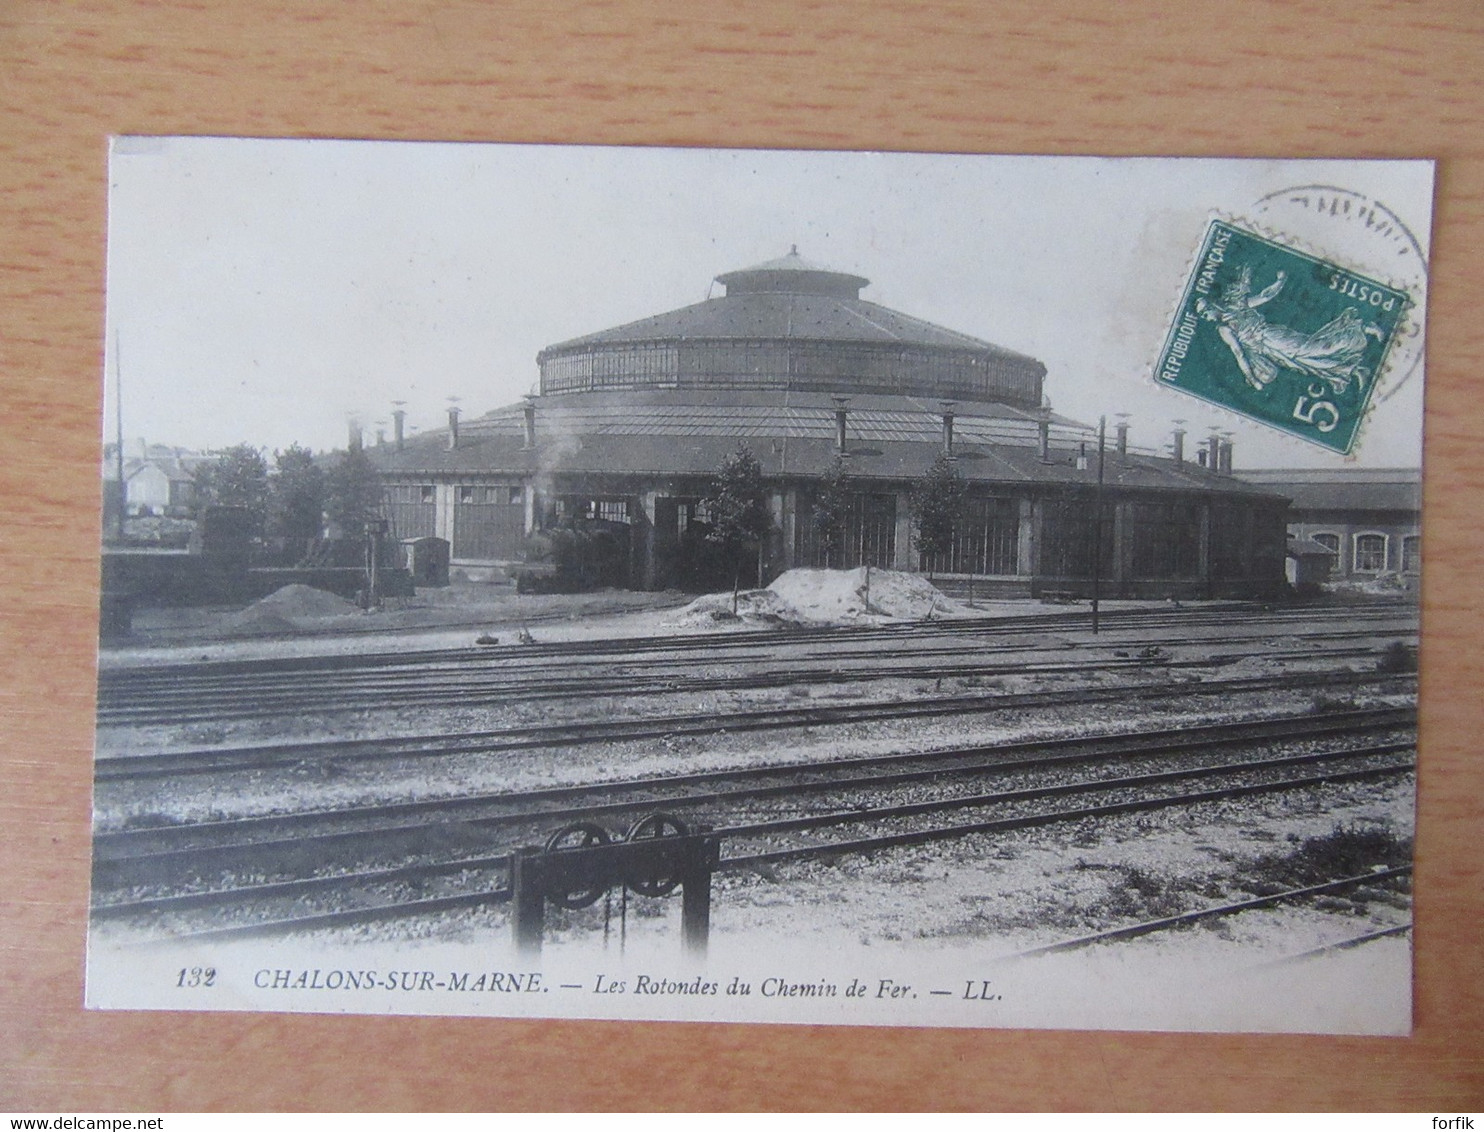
539, 249, 1033, 359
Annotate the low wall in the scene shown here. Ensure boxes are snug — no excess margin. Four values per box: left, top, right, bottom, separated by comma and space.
101, 552, 413, 608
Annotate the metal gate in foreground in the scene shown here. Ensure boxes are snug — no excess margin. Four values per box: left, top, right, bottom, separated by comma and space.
510, 814, 720, 956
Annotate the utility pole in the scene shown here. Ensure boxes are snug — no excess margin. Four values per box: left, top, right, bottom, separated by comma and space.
1091, 415, 1106, 634
113, 330, 127, 540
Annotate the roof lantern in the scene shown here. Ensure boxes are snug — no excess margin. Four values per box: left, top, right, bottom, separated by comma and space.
714, 246, 870, 299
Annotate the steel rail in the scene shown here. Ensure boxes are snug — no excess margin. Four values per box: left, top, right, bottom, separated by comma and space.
97, 599, 1416, 683
101, 613, 1417, 689
92, 636, 1414, 725
1263, 922, 1413, 964
94, 606, 1156, 683
706, 751, 1413, 844
94, 738, 1416, 900
90, 851, 515, 920
98, 621, 1417, 697
1005, 866, 1413, 958
718, 762, 1413, 869
94, 738, 1412, 909
120, 887, 518, 944
115, 756, 1414, 944
94, 643, 1411, 727
94, 709, 1415, 865
96, 679, 1416, 783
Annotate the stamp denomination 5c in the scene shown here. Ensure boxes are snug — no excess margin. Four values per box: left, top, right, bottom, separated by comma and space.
1155, 220, 1410, 454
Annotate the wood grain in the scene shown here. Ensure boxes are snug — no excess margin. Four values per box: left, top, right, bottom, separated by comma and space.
2, 0, 1481, 1111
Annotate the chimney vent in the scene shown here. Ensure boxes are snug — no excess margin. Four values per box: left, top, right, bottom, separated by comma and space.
446, 406, 461, 451
1038, 419, 1051, 462
1218, 438, 1233, 474
833, 397, 849, 454
1207, 435, 1221, 470
941, 402, 956, 458
523, 396, 537, 450
1115, 418, 1129, 460
348, 418, 363, 452
392, 408, 406, 452
1172, 427, 1185, 466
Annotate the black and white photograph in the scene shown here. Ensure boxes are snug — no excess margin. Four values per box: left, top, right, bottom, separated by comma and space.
87, 140, 1430, 1034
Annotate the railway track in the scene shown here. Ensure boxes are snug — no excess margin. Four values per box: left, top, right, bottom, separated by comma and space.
1008, 867, 1412, 959
100, 606, 1415, 689
101, 598, 1416, 678
101, 620, 1400, 691
95, 669, 1417, 782
1270, 923, 1413, 964
96, 629, 1417, 727
92, 707, 1415, 941
99, 625, 1407, 704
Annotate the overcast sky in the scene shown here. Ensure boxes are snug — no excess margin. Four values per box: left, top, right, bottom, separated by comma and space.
104, 139, 1433, 469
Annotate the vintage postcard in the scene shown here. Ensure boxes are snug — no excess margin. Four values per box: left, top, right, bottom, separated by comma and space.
89, 141, 1431, 1034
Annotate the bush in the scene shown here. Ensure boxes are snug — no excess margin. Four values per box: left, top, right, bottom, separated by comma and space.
1246, 824, 1411, 890
1376, 641, 1419, 674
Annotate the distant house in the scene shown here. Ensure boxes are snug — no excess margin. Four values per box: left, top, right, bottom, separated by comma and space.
101, 441, 210, 517
1237, 468, 1421, 584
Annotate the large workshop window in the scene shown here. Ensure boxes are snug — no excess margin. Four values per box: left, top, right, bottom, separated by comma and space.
920, 496, 1019, 576
1402, 534, 1421, 574
1039, 497, 1114, 579
452, 483, 526, 560
546, 497, 633, 526
796, 490, 897, 570
1312, 532, 1342, 572
594, 499, 629, 523
676, 499, 711, 536
1353, 532, 1389, 573
383, 483, 437, 540
1129, 501, 1200, 579
1209, 503, 1255, 578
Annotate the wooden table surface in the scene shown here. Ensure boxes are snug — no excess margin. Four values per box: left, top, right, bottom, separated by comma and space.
3, 0, 1482, 1112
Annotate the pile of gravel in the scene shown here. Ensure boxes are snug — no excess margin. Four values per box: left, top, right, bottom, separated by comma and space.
247, 584, 358, 618
222, 584, 358, 636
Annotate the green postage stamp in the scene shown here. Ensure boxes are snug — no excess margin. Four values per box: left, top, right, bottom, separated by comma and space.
1155, 220, 1411, 454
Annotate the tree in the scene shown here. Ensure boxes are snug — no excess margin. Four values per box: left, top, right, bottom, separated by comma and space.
811, 456, 851, 568
702, 443, 772, 613
910, 454, 965, 582
267, 443, 326, 543
193, 444, 269, 529
325, 443, 384, 533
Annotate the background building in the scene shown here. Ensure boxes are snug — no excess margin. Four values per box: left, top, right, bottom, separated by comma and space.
372, 251, 1289, 598
1238, 467, 1422, 585
101, 440, 207, 518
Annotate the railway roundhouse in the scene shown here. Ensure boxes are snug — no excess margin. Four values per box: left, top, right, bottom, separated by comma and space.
372, 250, 1288, 598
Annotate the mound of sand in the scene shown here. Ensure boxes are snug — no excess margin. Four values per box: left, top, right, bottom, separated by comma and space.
247, 584, 359, 618
220, 585, 359, 636
666, 568, 966, 630
768, 567, 966, 622
221, 606, 306, 637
